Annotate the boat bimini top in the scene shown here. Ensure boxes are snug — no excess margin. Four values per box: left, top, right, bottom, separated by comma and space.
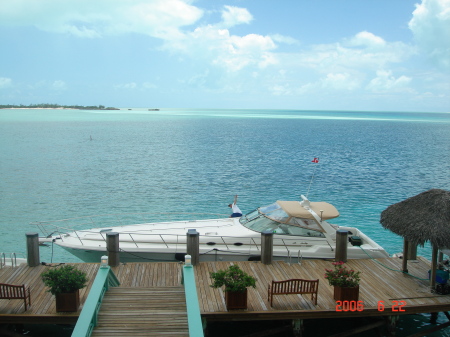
239, 195, 340, 239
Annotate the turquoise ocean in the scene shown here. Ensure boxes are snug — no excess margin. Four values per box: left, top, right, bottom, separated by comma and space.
1, 108, 450, 336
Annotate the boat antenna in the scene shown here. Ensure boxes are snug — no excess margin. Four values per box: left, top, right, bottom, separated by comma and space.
306, 157, 319, 198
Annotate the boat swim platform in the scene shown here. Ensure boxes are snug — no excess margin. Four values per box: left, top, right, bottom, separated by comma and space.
1, 257, 450, 330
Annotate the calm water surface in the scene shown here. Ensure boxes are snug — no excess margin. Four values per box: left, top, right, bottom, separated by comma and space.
1, 108, 450, 336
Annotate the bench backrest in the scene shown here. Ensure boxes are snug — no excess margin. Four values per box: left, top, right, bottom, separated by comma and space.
0, 283, 27, 299
271, 279, 318, 294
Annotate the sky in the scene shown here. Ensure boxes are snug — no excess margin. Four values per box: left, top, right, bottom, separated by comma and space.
0, 0, 449, 112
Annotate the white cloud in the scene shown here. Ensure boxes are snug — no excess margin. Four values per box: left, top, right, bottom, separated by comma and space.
270, 34, 299, 45
320, 73, 360, 90
52, 80, 67, 90
163, 24, 277, 72
0, 77, 12, 89
143, 82, 157, 89
347, 31, 386, 49
0, 0, 203, 39
284, 31, 414, 77
409, 0, 450, 69
221, 6, 253, 28
0, 1, 271, 72
366, 70, 412, 92
115, 82, 137, 90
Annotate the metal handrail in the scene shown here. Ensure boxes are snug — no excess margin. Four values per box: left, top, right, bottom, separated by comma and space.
71, 266, 120, 337
0, 252, 19, 268
10, 253, 17, 267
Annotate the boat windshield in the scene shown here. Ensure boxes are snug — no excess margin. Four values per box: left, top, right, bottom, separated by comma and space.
239, 203, 325, 237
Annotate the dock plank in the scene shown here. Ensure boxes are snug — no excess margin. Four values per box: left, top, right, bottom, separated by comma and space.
92, 286, 189, 337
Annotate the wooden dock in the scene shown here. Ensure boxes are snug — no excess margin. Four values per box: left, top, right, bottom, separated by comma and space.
1, 257, 450, 336
0, 262, 184, 324
195, 257, 450, 320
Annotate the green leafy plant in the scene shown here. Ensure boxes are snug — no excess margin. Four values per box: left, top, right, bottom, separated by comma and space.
210, 265, 256, 292
41, 265, 88, 295
324, 261, 361, 288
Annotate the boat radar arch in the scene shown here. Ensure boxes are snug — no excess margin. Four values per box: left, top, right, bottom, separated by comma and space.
300, 195, 310, 209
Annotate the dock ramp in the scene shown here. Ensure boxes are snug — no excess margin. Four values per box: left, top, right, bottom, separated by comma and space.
91, 286, 189, 336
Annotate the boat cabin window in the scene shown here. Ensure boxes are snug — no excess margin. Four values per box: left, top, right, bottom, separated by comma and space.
240, 203, 325, 237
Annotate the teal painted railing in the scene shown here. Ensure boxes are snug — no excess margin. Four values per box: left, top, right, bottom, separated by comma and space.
182, 265, 205, 337
71, 266, 120, 337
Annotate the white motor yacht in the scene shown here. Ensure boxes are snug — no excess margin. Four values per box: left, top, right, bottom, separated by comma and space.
35, 195, 389, 263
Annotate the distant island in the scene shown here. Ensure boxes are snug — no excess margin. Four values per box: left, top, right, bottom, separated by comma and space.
0, 103, 120, 110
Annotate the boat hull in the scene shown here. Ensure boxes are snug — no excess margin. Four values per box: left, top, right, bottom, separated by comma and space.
38, 210, 389, 263
57, 240, 388, 263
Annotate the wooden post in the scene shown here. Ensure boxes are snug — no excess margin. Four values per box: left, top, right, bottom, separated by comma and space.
187, 229, 199, 266
406, 240, 417, 260
335, 230, 348, 263
26, 232, 40, 267
402, 238, 409, 273
430, 245, 439, 292
106, 232, 120, 267
386, 315, 399, 337
292, 319, 304, 337
261, 230, 273, 265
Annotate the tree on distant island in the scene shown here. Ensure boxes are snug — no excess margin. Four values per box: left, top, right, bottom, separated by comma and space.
0, 103, 119, 110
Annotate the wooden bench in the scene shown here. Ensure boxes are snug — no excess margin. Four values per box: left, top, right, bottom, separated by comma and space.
0, 283, 31, 311
268, 279, 319, 306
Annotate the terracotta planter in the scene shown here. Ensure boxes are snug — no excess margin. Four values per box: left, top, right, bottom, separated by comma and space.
225, 289, 248, 310
333, 285, 359, 302
55, 289, 80, 312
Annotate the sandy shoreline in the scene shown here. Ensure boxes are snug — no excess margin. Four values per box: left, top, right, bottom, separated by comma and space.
1, 107, 73, 110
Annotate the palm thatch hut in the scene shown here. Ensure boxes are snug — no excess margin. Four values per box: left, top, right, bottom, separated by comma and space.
380, 189, 450, 291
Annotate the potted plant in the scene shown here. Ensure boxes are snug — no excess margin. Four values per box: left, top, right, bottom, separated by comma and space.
210, 265, 256, 310
324, 261, 361, 301
41, 264, 88, 312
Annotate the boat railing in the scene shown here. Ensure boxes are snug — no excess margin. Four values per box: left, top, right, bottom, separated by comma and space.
41, 226, 332, 257
33, 214, 333, 258
32, 212, 228, 237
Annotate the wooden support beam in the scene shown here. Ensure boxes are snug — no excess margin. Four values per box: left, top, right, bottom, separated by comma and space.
386, 316, 399, 337
402, 238, 409, 273
430, 246, 439, 292
292, 319, 304, 337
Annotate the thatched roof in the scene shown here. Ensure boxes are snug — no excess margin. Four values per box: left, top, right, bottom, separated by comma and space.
380, 189, 450, 249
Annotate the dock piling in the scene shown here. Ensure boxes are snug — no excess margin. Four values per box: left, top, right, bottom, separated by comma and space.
335, 230, 348, 262
26, 232, 40, 267
261, 230, 273, 265
106, 232, 120, 267
187, 229, 199, 266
